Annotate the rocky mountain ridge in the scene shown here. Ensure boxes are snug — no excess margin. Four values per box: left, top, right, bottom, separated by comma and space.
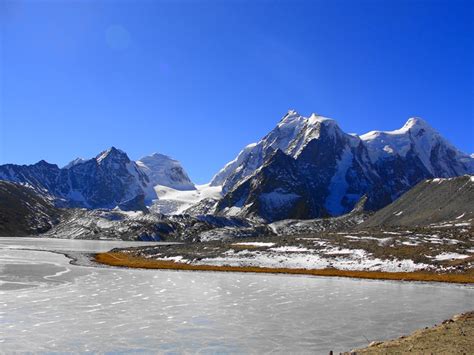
0, 147, 194, 211
211, 110, 473, 221
1, 110, 472, 223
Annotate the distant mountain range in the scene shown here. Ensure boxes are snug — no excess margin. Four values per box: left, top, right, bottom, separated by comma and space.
1, 110, 472, 221
0, 148, 193, 211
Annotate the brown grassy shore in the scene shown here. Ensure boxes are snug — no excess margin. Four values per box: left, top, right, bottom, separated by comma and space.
95, 251, 474, 284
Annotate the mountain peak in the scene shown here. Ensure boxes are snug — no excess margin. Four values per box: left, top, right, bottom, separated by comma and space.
96, 147, 129, 163
361, 117, 435, 141
308, 112, 333, 121
307, 113, 338, 128
146, 152, 175, 162
401, 117, 433, 132
107, 146, 123, 154
286, 109, 300, 116
34, 160, 58, 169
278, 110, 304, 127
137, 153, 195, 191
278, 110, 338, 129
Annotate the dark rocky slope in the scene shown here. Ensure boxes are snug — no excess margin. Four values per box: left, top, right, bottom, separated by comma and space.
0, 181, 60, 236
360, 175, 474, 228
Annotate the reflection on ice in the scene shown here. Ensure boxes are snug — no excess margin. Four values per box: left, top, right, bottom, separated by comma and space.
0, 240, 473, 353
0, 249, 89, 291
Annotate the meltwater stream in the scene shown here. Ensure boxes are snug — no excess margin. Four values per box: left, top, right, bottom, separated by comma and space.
0, 238, 473, 354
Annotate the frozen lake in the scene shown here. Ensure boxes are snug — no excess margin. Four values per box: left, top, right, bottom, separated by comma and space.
1, 238, 473, 353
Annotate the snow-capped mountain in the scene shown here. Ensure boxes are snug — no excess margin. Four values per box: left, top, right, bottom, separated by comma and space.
0, 148, 200, 212
134, 153, 208, 215
358, 117, 474, 205
1, 112, 471, 219
360, 117, 472, 177
59, 147, 156, 210
0, 147, 155, 210
213, 110, 474, 222
137, 153, 195, 190
211, 110, 311, 193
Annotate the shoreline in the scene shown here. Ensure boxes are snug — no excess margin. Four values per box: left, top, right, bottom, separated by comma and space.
345, 311, 474, 354
95, 251, 474, 284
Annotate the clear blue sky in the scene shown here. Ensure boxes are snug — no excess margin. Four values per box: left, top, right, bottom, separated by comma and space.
1, 0, 473, 183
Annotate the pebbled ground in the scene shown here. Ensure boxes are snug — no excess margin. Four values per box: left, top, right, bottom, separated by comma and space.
345, 311, 474, 354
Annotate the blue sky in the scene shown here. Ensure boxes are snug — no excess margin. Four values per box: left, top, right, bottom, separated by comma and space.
1, 0, 473, 183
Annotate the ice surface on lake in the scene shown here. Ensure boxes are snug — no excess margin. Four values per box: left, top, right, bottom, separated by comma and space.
0, 237, 173, 253
1, 239, 473, 353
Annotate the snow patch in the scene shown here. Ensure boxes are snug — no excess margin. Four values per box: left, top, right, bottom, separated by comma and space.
151, 184, 222, 215
325, 147, 353, 215
434, 253, 470, 261
232, 242, 275, 247
196, 248, 429, 272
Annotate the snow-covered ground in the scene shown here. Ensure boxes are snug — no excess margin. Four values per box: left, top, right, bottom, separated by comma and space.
133, 224, 473, 274
193, 246, 430, 272
151, 184, 222, 214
